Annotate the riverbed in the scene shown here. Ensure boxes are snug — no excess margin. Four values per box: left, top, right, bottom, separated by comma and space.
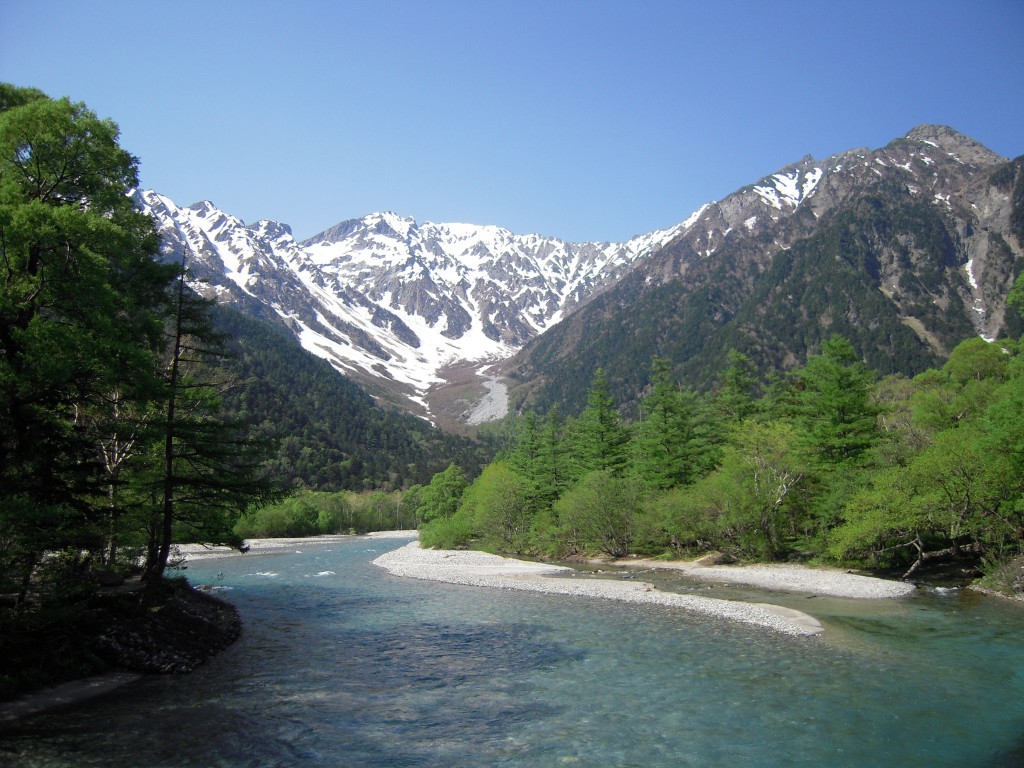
3, 534, 1023, 766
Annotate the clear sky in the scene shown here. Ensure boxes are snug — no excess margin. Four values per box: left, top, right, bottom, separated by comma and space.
2, 0, 1022, 243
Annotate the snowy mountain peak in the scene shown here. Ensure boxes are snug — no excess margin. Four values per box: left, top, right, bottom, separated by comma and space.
137, 188, 689, 422
136, 126, 1013, 427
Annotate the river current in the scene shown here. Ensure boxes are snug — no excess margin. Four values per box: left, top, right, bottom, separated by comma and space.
3, 534, 1024, 767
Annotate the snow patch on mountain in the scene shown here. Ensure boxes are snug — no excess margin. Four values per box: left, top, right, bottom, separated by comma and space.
135, 189, 694, 420
753, 167, 823, 210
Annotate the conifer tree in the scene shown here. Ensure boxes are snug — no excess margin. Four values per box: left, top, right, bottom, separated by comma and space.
143, 262, 275, 585
537, 405, 569, 506
633, 357, 716, 489
795, 336, 880, 469
567, 368, 630, 480
713, 349, 757, 424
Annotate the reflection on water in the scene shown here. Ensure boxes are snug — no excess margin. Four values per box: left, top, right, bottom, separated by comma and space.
3, 537, 1024, 767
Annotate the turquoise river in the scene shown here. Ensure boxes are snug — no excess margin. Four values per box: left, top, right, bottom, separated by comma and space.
3, 534, 1024, 767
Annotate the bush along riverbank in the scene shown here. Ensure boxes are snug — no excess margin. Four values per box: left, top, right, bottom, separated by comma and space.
0, 578, 240, 704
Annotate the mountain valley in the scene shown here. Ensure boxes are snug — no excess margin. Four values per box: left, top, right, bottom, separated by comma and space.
137, 125, 1023, 426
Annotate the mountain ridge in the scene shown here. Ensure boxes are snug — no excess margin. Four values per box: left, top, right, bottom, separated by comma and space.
136, 189, 693, 425
502, 125, 1022, 414
136, 124, 1022, 426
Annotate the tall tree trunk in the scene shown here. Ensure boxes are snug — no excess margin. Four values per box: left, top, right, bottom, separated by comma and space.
145, 263, 187, 586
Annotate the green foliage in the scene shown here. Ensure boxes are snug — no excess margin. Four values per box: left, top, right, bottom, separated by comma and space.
0, 85, 272, 610
566, 368, 631, 480
826, 467, 917, 564
235, 488, 423, 539
1007, 270, 1024, 321
828, 342, 1024, 575
554, 470, 644, 557
235, 494, 322, 538
632, 357, 719, 490
0, 86, 178, 603
418, 506, 476, 550
416, 465, 477, 550
711, 349, 758, 424
417, 463, 468, 523
794, 335, 880, 469
460, 462, 531, 552
443, 328, 1024, 583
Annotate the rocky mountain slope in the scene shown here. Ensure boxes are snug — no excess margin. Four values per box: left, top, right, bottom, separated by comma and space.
503, 125, 1024, 413
137, 125, 1023, 425
136, 191, 690, 425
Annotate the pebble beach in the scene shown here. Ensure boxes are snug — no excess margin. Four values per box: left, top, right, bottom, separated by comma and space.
373, 541, 828, 637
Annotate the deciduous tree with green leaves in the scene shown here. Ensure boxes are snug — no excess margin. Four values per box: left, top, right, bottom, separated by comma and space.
554, 470, 643, 557
418, 462, 468, 523
0, 85, 175, 600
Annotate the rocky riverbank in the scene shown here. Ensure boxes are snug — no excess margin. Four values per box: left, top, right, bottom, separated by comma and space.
90, 581, 242, 674
0, 580, 240, 714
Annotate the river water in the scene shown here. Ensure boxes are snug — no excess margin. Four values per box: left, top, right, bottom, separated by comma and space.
3, 535, 1024, 767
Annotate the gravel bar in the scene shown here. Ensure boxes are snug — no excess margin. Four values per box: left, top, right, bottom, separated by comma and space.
373, 542, 824, 637
608, 558, 917, 599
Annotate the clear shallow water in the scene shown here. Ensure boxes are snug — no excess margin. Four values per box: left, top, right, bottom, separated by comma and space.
3, 536, 1024, 767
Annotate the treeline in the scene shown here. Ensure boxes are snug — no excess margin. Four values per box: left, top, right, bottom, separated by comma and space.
422, 327, 1024, 587
234, 488, 423, 538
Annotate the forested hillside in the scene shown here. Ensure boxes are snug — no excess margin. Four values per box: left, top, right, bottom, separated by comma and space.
424, 325, 1024, 589
505, 133, 1024, 418
211, 306, 494, 491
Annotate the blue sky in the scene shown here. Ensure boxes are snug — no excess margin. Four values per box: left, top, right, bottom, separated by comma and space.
2, 0, 1022, 243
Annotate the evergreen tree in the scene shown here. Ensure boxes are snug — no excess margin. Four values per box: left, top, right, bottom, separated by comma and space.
537, 406, 569, 506
795, 336, 880, 469
567, 369, 630, 479
712, 349, 757, 424
633, 357, 716, 489
507, 410, 543, 512
143, 263, 276, 585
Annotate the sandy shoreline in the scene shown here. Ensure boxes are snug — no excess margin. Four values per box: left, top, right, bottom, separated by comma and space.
373, 542, 826, 637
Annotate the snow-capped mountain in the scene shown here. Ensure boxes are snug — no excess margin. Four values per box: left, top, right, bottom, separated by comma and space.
136, 125, 1022, 425
135, 189, 692, 421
